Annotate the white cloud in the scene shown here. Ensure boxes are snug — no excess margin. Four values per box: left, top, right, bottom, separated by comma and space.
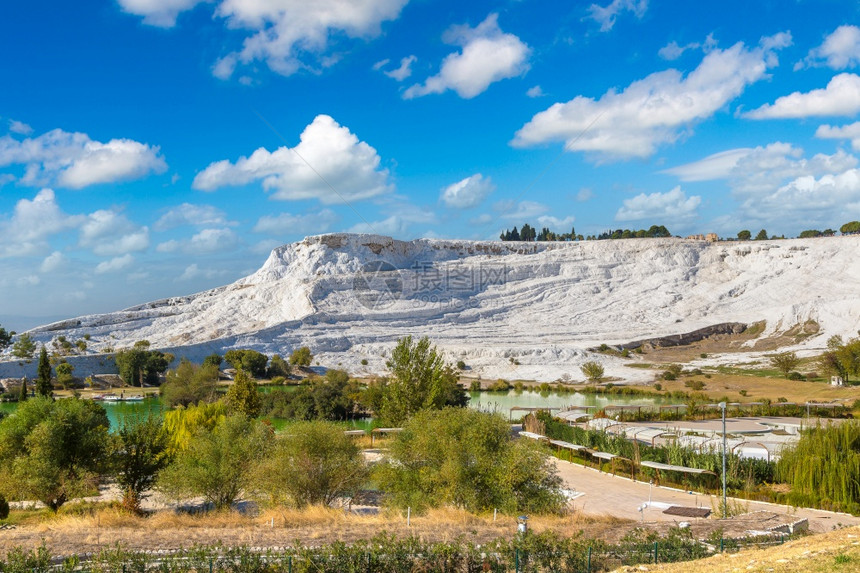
117, 0, 205, 27
439, 174, 495, 208
8, 120, 32, 135
404, 14, 530, 99
0, 128, 166, 188
536, 215, 575, 229
347, 203, 435, 235
586, 0, 647, 32
372, 58, 390, 71
132, 0, 410, 78
383, 55, 416, 81
659, 34, 717, 61
662, 148, 757, 182
576, 188, 594, 202
154, 203, 232, 231
500, 200, 549, 220
513, 38, 783, 159
745, 73, 860, 119
0, 189, 83, 257
797, 25, 860, 70
615, 186, 700, 221
193, 115, 391, 203
253, 209, 339, 235
40, 251, 66, 273
816, 121, 860, 151
157, 227, 238, 254
526, 85, 545, 98
469, 213, 493, 225
79, 210, 150, 256
95, 254, 135, 274
16, 275, 40, 287
751, 169, 860, 222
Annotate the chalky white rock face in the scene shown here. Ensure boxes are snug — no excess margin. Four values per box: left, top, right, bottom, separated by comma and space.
6, 234, 860, 382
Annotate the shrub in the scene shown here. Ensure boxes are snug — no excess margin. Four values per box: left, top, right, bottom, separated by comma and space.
0, 493, 8, 520
580, 361, 605, 383
598, 343, 610, 352
662, 371, 677, 381
621, 349, 630, 358
787, 371, 805, 381
489, 379, 511, 391
700, 353, 708, 358
684, 380, 705, 391
739, 389, 748, 396
469, 379, 481, 391
289, 346, 313, 368
160, 359, 219, 408
360, 359, 368, 366
456, 360, 467, 370
654, 383, 662, 391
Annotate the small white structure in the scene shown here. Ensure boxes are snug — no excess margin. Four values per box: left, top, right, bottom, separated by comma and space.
831, 376, 844, 386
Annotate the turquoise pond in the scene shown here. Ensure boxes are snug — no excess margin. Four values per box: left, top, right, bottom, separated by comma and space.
0, 388, 684, 429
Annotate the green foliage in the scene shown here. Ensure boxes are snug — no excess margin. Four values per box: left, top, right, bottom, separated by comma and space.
11, 333, 36, 360
75, 339, 87, 352
662, 371, 677, 381
770, 351, 801, 378
0, 494, 8, 520
488, 378, 511, 391
737, 229, 751, 240
469, 379, 481, 391
360, 358, 368, 366
18, 378, 28, 402
254, 420, 367, 507
580, 361, 604, 382
225, 368, 261, 418
377, 336, 468, 426
0, 324, 13, 351
289, 346, 313, 368
799, 229, 822, 238
787, 371, 805, 381
35, 347, 52, 398
0, 397, 111, 511
202, 353, 223, 369
684, 379, 705, 391
840, 220, 860, 234
456, 360, 466, 370
223, 349, 269, 378
161, 401, 226, 455
160, 359, 219, 408
777, 421, 860, 514
115, 347, 170, 386
113, 415, 170, 512
157, 415, 272, 510
754, 228, 768, 240
653, 383, 662, 391
377, 408, 565, 514
260, 377, 364, 421
55, 362, 74, 389
266, 354, 290, 378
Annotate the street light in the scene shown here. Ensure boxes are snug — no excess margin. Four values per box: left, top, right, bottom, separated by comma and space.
719, 401, 727, 519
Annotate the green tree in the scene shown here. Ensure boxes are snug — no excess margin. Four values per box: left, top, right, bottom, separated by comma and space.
161, 401, 227, 456
160, 359, 219, 408
225, 368, 261, 418
0, 324, 13, 351
18, 378, 28, 402
770, 351, 801, 378
840, 221, 860, 235
157, 415, 272, 510
378, 336, 468, 426
0, 397, 111, 511
113, 415, 171, 513
754, 229, 768, 240
254, 420, 367, 507
376, 408, 564, 514
0, 493, 8, 520
223, 349, 268, 378
115, 348, 171, 386
203, 353, 223, 369
799, 229, 822, 238
36, 346, 52, 397
266, 354, 290, 378
580, 361, 605, 383
55, 362, 74, 389
289, 346, 313, 368
11, 333, 36, 360
836, 338, 860, 382
737, 230, 751, 241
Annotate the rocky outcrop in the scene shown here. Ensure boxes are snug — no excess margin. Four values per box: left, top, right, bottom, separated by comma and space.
617, 322, 748, 350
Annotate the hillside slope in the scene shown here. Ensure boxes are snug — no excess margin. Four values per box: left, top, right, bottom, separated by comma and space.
3, 234, 860, 381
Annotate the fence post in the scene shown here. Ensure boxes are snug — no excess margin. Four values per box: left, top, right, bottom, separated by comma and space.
653, 541, 658, 564
587, 546, 592, 573
515, 548, 519, 573
209, 558, 213, 573
288, 555, 292, 573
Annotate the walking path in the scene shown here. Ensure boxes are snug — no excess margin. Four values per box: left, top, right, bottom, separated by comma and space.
552, 458, 860, 533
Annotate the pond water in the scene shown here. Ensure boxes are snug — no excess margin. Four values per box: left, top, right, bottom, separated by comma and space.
0, 388, 685, 427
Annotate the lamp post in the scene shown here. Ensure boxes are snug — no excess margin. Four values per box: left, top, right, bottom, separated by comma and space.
719, 401, 727, 518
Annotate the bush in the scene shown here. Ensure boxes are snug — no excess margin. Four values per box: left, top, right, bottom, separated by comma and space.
581, 361, 605, 383
160, 359, 219, 408
739, 389, 748, 396
469, 379, 481, 391
684, 380, 705, 391
289, 346, 313, 368
224, 349, 268, 378
489, 379, 511, 391
360, 359, 368, 366
456, 360, 467, 370
0, 493, 8, 520
700, 353, 708, 358
654, 383, 662, 391
787, 371, 805, 381
266, 354, 290, 378
662, 371, 677, 381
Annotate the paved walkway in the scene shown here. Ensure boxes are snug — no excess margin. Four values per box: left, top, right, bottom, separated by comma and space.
553, 458, 860, 533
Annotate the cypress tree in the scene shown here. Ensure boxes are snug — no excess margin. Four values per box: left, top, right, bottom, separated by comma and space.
36, 346, 52, 397
19, 377, 28, 401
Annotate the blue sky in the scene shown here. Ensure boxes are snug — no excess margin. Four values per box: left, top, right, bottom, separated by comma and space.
1, 0, 860, 329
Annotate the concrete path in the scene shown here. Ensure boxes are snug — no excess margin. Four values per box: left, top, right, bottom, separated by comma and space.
552, 458, 860, 533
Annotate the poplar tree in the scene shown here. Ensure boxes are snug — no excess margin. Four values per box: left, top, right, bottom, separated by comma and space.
36, 346, 52, 397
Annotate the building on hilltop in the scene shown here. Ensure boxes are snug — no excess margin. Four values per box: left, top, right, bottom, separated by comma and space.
685, 233, 720, 242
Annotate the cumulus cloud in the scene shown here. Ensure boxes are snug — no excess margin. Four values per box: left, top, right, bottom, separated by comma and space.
40, 251, 67, 273
79, 210, 150, 256
500, 200, 549, 220
751, 169, 860, 222
816, 121, 860, 151
0, 128, 167, 188
95, 254, 135, 274
586, 0, 647, 32
745, 73, 860, 119
797, 25, 860, 70
157, 228, 239, 254
615, 186, 700, 221
404, 14, 530, 99
536, 215, 576, 229
440, 174, 495, 208
122, 0, 409, 78
526, 85, 545, 98
513, 38, 784, 160
154, 203, 232, 231
576, 188, 594, 202
382, 55, 416, 81
347, 203, 435, 235
253, 209, 339, 235
0, 189, 83, 257
193, 115, 391, 203
8, 120, 32, 135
